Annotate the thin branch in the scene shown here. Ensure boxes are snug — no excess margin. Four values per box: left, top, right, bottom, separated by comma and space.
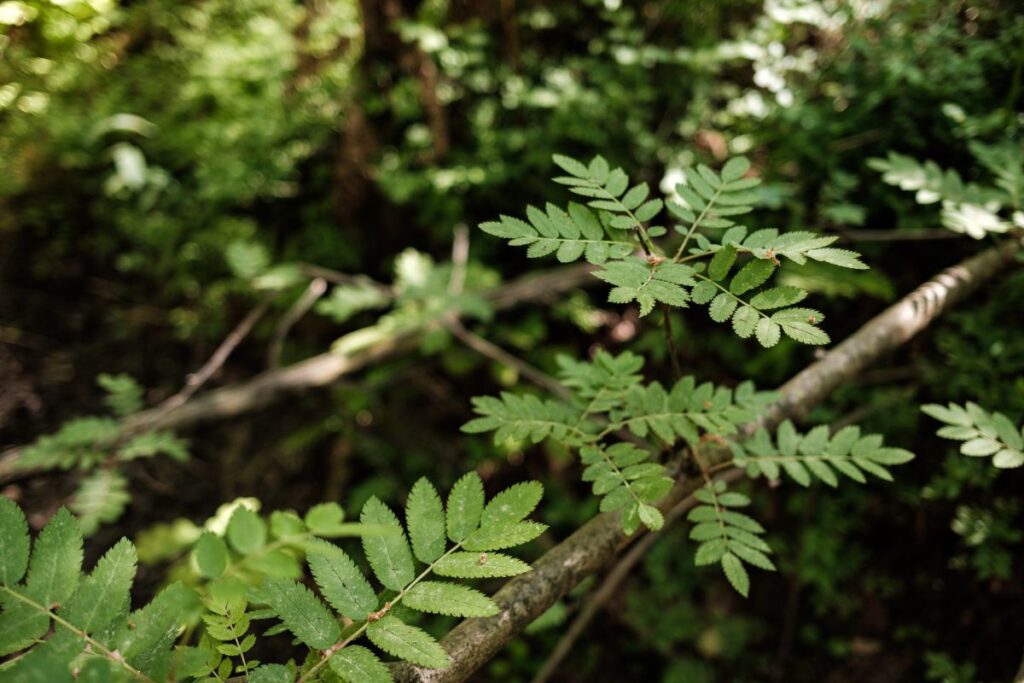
297, 262, 390, 290
448, 320, 570, 401
155, 299, 272, 415
391, 236, 1024, 683
448, 224, 470, 296
661, 306, 682, 380
835, 228, 961, 243
0, 264, 597, 482
531, 468, 744, 683
266, 278, 328, 369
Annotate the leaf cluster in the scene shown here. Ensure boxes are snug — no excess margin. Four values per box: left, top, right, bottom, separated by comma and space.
252, 473, 543, 681
479, 153, 869, 347
733, 421, 916, 485
464, 350, 777, 533
923, 402, 1024, 469
18, 374, 189, 535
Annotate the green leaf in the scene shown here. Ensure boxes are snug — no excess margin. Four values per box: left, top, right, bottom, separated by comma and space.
694, 538, 726, 566
921, 403, 973, 427
226, 507, 266, 555
330, 645, 393, 683
366, 616, 449, 669
749, 286, 807, 309
118, 582, 198, 669
961, 438, 1002, 456
481, 481, 544, 526
360, 498, 415, 591
721, 156, 751, 182
462, 521, 547, 552
755, 319, 781, 348
708, 244, 737, 281
721, 552, 750, 597
433, 552, 532, 579
731, 305, 758, 338
193, 533, 229, 579
251, 664, 295, 683
637, 504, 664, 530
806, 247, 868, 270
447, 472, 485, 542
25, 508, 82, 609
775, 316, 830, 345
305, 503, 346, 536
0, 498, 29, 586
260, 577, 340, 650
62, 538, 136, 634
709, 293, 738, 322
403, 581, 499, 618
729, 543, 777, 572
70, 469, 130, 535
993, 449, 1024, 468
730, 259, 775, 295
306, 540, 378, 621
406, 478, 446, 564
552, 154, 589, 178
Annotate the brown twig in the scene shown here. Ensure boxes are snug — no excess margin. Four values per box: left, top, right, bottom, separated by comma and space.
155, 299, 272, 415
448, 321, 570, 401
661, 306, 682, 380
0, 264, 597, 481
266, 278, 328, 369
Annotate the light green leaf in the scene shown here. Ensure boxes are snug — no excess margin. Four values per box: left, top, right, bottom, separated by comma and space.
62, 538, 136, 634
709, 293, 738, 322
226, 507, 266, 555
755, 319, 781, 348
961, 438, 1002, 456
637, 504, 663, 530
366, 616, 449, 669
118, 582, 198, 669
433, 552, 531, 579
305, 503, 346, 536
729, 259, 775, 295
329, 645, 393, 683
403, 581, 499, 618
708, 244, 737, 281
721, 552, 750, 597
0, 498, 29, 586
306, 540, 378, 621
447, 472, 485, 542
481, 481, 544, 526
360, 498, 415, 591
731, 305, 758, 338
261, 577, 340, 650
25, 508, 82, 609
406, 479, 447, 564
462, 521, 547, 552
251, 664, 294, 683
193, 533, 229, 579
721, 156, 751, 182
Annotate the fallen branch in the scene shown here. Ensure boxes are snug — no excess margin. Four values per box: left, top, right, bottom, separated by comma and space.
0, 264, 595, 481
391, 237, 1023, 682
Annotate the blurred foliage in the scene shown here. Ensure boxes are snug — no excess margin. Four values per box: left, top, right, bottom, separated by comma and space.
1, 0, 1023, 681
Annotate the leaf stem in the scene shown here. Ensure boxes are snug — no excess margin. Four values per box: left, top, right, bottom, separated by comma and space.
672, 184, 724, 262
297, 541, 467, 682
0, 586, 155, 683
